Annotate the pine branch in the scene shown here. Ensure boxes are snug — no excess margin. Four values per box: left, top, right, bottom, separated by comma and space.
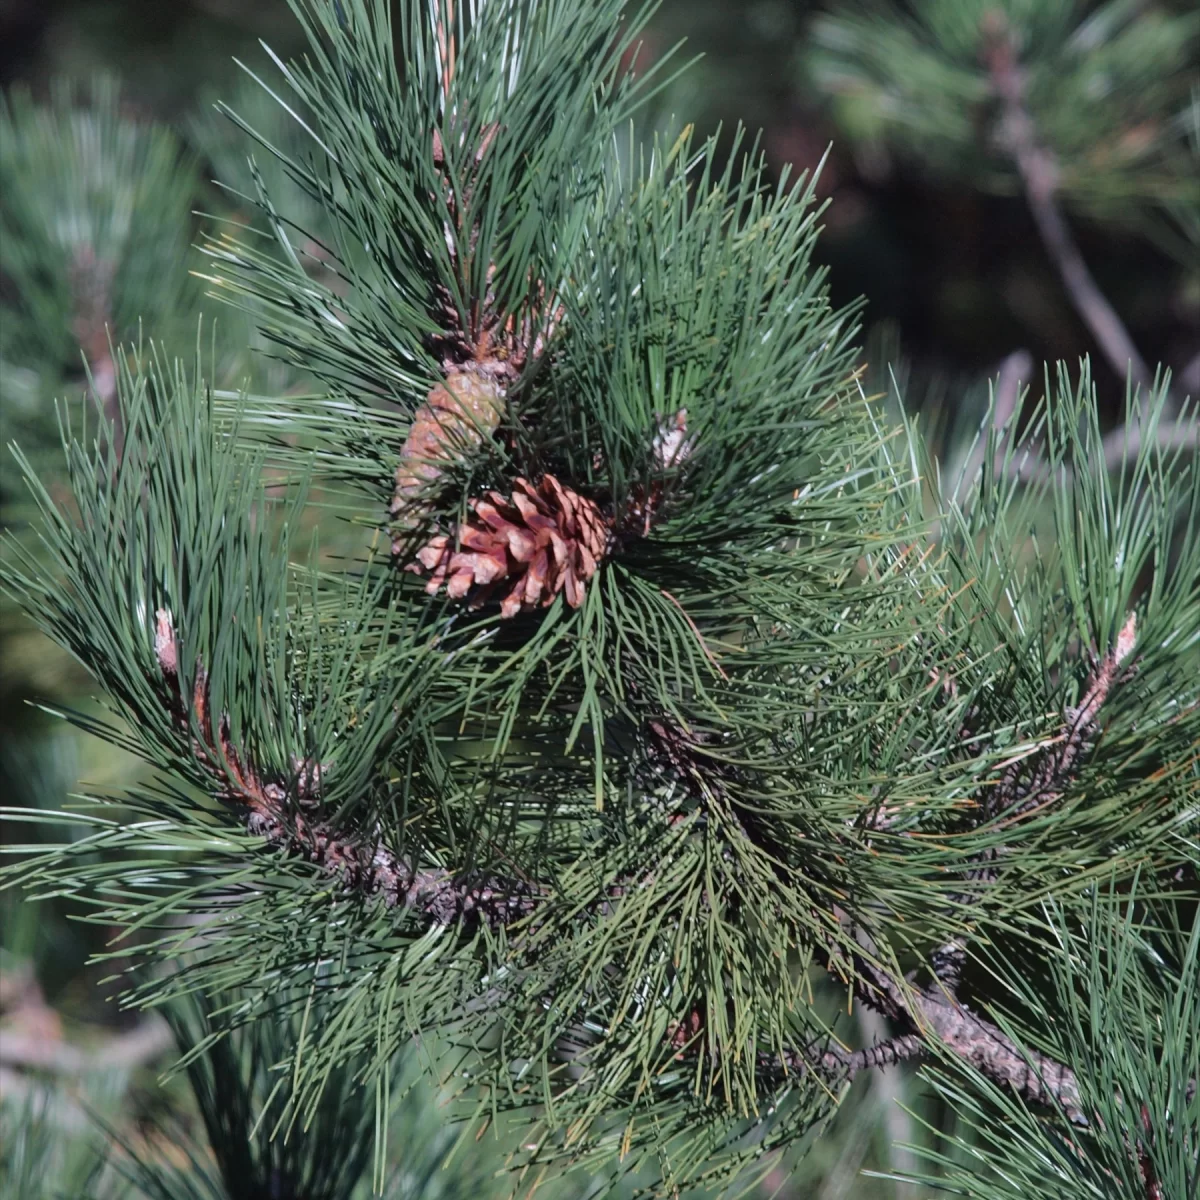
983, 16, 1151, 391
902, 616, 1141, 1123
152, 607, 535, 926
614, 614, 1160, 1132
953, 353, 1198, 496
630, 645, 1112, 1123
149, 611, 713, 935
932, 614, 1139, 989
766, 616, 1147, 1127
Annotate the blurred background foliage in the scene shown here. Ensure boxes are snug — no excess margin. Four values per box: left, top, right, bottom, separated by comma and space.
1, 0, 1196, 1197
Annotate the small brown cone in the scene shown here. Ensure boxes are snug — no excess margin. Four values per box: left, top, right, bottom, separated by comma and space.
408, 474, 612, 618
390, 372, 506, 544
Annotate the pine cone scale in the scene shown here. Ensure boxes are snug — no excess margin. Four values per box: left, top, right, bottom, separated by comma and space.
563, 570, 583, 610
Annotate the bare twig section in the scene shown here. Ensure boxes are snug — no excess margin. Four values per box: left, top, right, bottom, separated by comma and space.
0, 957, 173, 1108
0, 1068, 92, 1132
825, 1033, 926, 1079
984, 18, 1151, 391
929, 937, 967, 993
763, 1031, 925, 1088
0, 966, 171, 1134
989, 348, 1029, 459
152, 609, 534, 925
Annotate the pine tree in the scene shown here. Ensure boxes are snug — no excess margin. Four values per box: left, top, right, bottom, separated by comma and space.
2, 2, 1198, 1197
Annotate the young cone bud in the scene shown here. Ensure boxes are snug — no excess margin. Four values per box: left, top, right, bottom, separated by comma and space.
390, 372, 506, 545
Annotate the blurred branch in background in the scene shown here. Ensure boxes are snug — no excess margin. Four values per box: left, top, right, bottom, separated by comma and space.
0, 75, 200, 482
804, 0, 1199, 400
814, 0, 1199, 498
983, 12, 1151, 389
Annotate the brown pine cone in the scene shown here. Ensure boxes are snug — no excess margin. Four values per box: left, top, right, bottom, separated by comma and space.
407, 474, 612, 618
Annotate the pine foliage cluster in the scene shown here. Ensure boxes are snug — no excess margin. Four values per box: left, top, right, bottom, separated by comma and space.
1, 1, 1197, 1197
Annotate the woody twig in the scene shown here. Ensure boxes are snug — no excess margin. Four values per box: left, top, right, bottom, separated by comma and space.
152, 608, 533, 925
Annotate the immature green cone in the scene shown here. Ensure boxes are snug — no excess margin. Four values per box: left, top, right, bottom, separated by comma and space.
390, 371, 505, 546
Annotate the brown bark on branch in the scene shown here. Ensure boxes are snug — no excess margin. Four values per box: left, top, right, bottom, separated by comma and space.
812, 1033, 926, 1079
152, 609, 535, 926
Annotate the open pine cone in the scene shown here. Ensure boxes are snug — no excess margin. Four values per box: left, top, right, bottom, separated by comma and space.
407, 474, 612, 618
